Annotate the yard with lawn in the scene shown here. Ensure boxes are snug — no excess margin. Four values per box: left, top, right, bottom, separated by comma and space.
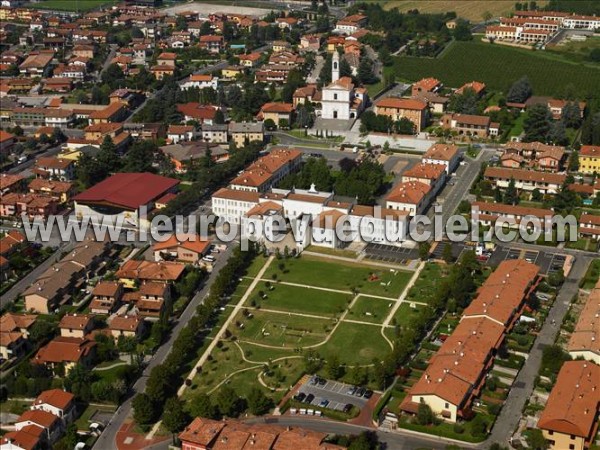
27, 0, 117, 11
393, 40, 600, 97
263, 255, 413, 298
319, 322, 392, 365
403, 263, 445, 305
581, 259, 600, 289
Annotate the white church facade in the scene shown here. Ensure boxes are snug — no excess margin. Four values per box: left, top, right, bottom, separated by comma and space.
320, 52, 368, 120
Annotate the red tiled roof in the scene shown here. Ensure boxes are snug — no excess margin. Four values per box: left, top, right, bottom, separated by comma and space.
153, 233, 211, 254
73, 173, 179, 210
33, 388, 74, 410
376, 97, 427, 111
538, 361, 600, 438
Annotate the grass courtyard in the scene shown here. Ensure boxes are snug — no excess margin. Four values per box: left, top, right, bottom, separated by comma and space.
263, 255, 412, 297
185, 254, 417, 405
26, 0, 117, 11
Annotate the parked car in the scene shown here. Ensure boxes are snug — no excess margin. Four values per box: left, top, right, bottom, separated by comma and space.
363, 389, 373, 399
305, 393, 315, 404
346, 386, 357, 395
342, 403, 353, 413
318, 399, 329, 408
202, 255, 215, 262
317, 377, 326, 386
295, 392, 306, 402
355, 387, 366, 397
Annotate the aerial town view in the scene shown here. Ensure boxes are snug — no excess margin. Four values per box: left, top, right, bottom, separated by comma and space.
0, 0, 598, 449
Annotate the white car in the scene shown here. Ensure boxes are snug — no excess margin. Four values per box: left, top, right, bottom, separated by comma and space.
203, 255, 215, 262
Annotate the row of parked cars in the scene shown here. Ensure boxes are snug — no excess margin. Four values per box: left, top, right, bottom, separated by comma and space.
293, 392, 354, 413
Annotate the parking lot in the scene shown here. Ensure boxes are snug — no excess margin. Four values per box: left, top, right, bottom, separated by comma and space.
430, 241, 471, 260
363, 243, 419, 263
487, 246, 567, 275
294, 377, 371, 413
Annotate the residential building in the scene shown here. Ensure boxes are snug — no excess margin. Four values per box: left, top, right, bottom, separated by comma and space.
441, 113, 496, 138
471, 201, 554, 232
58, 313, 95, 338
180, 74, 218, 90
73, 172, 179, 229
228, 122, 264, 147
160, 141, 223, 172
90, 281, 123, 314
567, 280, 600, 363
150, 64, 175, 80
201, 123, 228, 144
0, 193, 58, 219
579, 213, 600, 241
334, 13, 367, 34
456, 81, 486, 97
229, 147, 302, 192
14, 410, 62, 443
411, 77, 442, 97
0, 173, 24, 194
293, 84, 321, 108
384, 181, 432, 216
257, 102, 294, 126
33, 336, 96, 374
167, 125, 197, 144
374, 98, 428, 133
88, 103, 127, 125
24, 240, 110, 313
179, 417, 346, 450
153, 234, 211, 264
28, 179, 73, 203
18, 52, 53, 77
401, 260, 540, 422
500, 141, 565, 172
238, 52, 262, 67
115, 260, 185, 288
483, 167, 566, 195
108, 314, 143, 339
176, 103, 220, 125
579, 145, 600, 174
538, 361, 600, 450
401, 163, 446, 196
31, 389, 76, 424
421, 143, 461, 174
33, 157, 75, 181
199, 35, 224, 53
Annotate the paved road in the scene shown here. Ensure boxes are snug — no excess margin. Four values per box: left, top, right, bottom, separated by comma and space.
434, 148, 494, 225
98, 44, 118, 80
488, 255, 592, 445
0, 242, 72, 308
92, 244, 234, 450
7, 144, 62, 176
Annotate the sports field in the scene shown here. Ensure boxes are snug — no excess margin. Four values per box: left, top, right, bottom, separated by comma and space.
27, 0, 116, 11
184, 254, 421, 404
393, 40, 600, 97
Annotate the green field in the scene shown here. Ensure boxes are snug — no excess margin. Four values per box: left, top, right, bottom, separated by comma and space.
27, 0, 116, 11
263, 255, 412, 297
347, 296, 395, 324
250, 282, 352, 317
320, 322, 392, 365
393, 40, 600, 97
230, 309, 334, 348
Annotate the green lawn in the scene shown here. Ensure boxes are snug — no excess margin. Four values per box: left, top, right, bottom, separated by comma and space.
581, 259, 600, 290
347, 296, 394, 324
320, 322, 392, 365
263, 255, 412, 298
393, 40, 600, 97
27, 0, 117, 11
250, 281, 352, 317
230, 309, 334, 348
404, 263, 445, 305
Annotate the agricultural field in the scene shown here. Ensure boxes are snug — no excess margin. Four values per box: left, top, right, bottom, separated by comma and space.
26, 0, 117, 11
383, 0, 547, 22
393, 40, 600, 97
546, 36, 600, 64
184, 254, 417, 405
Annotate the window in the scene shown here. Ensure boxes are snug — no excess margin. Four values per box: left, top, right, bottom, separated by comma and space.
444, 402, 449, 409
333, 93, 338, 100
569, 445, 575, 450
419, 397, 424, 403
548, 431, 554, 435
570, 435, 575, 440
